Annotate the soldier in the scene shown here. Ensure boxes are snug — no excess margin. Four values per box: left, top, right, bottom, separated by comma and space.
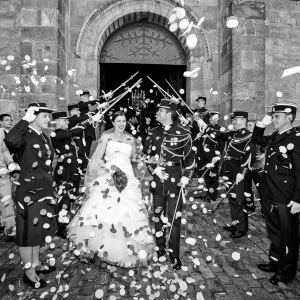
50, 111, 85, 239
78, 91, 100, 157
143, 98, 195, 270
252, 103, 300, 285
193, 96, 210, 124
67, 104, 89, 172
5, 103, 57, 289
201, 111, 225, 202
200, 111, 256, 238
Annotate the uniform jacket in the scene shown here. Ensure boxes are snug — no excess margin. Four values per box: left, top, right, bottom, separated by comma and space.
252, 125, 300, 204
78, 100, 99, 139
213, 128, 256, 179
51, 127, 84, 183
143, 123, 195, 196
5, 120, 55, 203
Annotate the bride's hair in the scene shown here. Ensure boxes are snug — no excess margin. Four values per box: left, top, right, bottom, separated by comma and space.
112, 111, 126, 122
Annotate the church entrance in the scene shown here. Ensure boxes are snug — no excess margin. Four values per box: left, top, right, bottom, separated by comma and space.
100, 62, 186, 139
99, 20, 187, 139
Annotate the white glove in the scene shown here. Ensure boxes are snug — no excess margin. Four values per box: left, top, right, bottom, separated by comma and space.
22, 106, 38, 122
153, 166, 169, 181
97, 102, 109, 109
197, 118, 207, 132
180, 176, 189, 187
90, 112, 104, 123
260, 114, 272, 127
236, 173, 245, 184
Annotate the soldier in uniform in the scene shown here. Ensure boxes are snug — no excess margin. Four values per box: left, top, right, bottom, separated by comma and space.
50, 111, 85, 239
68, 104, 89, 172
200, 111, 256, 238
193, 96, 210, 124
143, 98, 195, 270
78, 91, 100, 157
5, 103, 57, 289
252, 103, 300, 285
201, 111, 225, 202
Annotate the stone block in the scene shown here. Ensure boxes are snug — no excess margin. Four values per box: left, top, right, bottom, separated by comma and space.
20, 8, 37, 27
21, 27, 58, 42
20, 41, 33, 61
245, 19, 255, 35
234, 1, 265, 20
0, 2, 9, 13
241, 50, 254, 69
0, 100, 20, 115
0, 19, 15, 27
41, 76, 58, 94
32, 43, 43, 61
43, 43, 58, 60
233, 36, 264, 51
41, 9, 58, 27
21, 0, 58, 9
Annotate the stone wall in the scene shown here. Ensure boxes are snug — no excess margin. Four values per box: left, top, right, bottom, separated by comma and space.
218, 0, 300, 124
0, 0, 70, 121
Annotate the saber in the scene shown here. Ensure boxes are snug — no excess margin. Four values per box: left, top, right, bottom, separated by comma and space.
167, 187, 183, 244
98, 71, 140, 102
90, 78, 142, 123
147, 76, 175, 99
165, 79, 195, 116
211, 181, 236, 213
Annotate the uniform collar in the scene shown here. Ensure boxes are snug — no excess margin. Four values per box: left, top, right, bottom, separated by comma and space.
278, 127, 293, 135
28, 125, 42, 135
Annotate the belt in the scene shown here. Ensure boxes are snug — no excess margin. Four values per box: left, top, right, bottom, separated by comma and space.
162, 161, 181, 167
61, 153, 75, 158
224, 155, 240, 162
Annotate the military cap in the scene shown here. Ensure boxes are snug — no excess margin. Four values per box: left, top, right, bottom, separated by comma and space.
196, 96, 207, 103
210, 111, 220, 117
158, 98, 178, 111
231, 111, 248, 119
67, 104, 79, 111
27, 102, 54, 114
52, 111, 68, 120
271, 102, 297, 115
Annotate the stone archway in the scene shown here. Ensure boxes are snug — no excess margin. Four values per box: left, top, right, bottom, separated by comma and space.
74, 0, 212, 106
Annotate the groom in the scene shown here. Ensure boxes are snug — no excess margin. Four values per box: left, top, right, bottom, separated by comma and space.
144, 98, 195, 270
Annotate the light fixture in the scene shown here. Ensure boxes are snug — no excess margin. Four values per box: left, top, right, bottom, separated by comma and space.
226, 15, 239, 28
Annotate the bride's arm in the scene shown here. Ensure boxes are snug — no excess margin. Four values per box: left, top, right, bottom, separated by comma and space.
130, 136, 137, 161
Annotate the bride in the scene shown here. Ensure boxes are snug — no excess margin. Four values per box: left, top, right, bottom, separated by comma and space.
67, 111, 155, 267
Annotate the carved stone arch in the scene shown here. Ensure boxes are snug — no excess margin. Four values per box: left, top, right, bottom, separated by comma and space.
74, 0, 212, 102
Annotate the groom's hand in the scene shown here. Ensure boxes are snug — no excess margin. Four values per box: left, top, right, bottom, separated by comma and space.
153, 166, 169, 181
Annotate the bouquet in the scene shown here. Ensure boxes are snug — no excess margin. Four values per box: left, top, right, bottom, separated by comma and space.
112, 168, 128, 193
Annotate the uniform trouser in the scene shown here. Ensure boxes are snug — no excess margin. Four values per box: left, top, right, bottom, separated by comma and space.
244, 169, 263, 212
153, 193, 183, 257
263, 199, 299, 279
0, 177, 15, 235
204, 163, 219, 199
85, 137, 94, 158
228, 180, 248, 233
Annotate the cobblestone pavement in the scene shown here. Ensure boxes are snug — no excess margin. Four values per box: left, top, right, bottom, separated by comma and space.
0, 191, 300, 300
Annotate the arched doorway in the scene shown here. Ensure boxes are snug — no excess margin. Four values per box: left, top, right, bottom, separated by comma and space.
99, 20, 187, 137
74, 0, 212, 109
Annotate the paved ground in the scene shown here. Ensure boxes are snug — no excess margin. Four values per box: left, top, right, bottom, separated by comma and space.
0, 187, 300, 300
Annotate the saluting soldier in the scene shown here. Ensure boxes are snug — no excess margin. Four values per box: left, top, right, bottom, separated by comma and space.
5, 103, 57, 289
201, 111, 225, 202
193, 96, 210, 124
252, 103, 300, 285
143, 98, 195, 270
50, 111, 85, 239
200, 111, 256, 238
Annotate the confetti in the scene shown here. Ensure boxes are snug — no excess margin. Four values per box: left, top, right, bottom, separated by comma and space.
231, 252, 240, 261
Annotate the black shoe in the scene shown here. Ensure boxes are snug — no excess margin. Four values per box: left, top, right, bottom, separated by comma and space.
257, 263, 278, 273
230, 231, 246, 239
157, 250, 166, 258
35, 265, 56, 275
223, 225, 236, 232
170, 256, 182, 270
269, 274, 293, 285
23, 273, 47, 289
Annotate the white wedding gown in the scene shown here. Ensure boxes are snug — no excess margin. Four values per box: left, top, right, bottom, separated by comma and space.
68, 140, 155, 268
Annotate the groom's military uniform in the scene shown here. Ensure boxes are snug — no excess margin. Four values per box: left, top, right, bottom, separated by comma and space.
144, 99, 195, 258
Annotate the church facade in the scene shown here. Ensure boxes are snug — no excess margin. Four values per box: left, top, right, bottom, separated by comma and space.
0, 0, 300, 124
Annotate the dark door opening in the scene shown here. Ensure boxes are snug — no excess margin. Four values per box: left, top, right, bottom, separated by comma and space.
100, 63, 186, 139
